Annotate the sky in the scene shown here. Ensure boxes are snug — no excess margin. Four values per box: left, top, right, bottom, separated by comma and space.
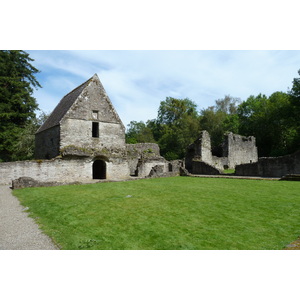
28, 50, 300, 128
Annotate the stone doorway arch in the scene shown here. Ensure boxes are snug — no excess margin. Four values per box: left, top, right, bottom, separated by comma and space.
93, 160, 106, 179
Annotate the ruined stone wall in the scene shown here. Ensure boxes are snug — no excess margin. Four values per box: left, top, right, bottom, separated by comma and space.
186, 131, 258, 174
185, 131, 212, 172
235, 150, 300, 177
167, 160, 184, 173
0, 157, 130, 185
126, 143, 161, 157
224, 133, 258, 169
196, 131, 212, 162
35, 126, 60, 159
126, 143, 167, 177
136, 157, 168, 178
211, 156, 229, 170
192, 161, 221, 175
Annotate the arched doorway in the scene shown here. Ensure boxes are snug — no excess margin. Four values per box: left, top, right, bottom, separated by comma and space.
93, 160, 106, 179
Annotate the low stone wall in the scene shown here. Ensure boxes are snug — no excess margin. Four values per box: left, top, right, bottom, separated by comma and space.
0, 157, 130, 185
192, 161, 221, 175
235, 150, 300, 177
280, 174, 300, 181
11, 177, 81, 189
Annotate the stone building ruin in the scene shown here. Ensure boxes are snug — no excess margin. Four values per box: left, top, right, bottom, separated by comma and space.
1, 73, 299, 185
34, 74, 130, 180
185, 130, 258, 174
0, 74, 175, 185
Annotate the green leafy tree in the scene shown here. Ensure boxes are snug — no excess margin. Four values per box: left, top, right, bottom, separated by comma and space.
290, 69, 300, 103
0, 50, 41, 161
13, 112, 49, 161
156, 97, 200, 160
215, 95, 240, 114
126, 120, 156, 144
237, 92, 296, 156
289, 69, 300, 150
157, 97, 198, 125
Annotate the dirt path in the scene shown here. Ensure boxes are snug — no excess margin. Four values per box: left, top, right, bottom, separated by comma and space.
0, 185, 58, 250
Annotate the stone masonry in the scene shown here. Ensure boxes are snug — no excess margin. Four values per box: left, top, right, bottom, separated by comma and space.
186, 130, 258, 174
235, 150, 300, 177
0, 74, 171, 185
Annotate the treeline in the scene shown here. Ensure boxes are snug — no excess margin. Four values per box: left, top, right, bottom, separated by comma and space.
126, 70, 300, 160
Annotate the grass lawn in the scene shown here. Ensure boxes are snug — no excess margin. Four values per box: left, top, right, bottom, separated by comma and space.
13, 177, 300, 250
222, 169, 235, 174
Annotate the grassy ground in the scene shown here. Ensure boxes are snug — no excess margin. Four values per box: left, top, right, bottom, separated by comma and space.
13, 177, 300, 250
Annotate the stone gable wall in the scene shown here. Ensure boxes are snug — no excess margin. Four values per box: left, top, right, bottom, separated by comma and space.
224, 133, 258, 169
35, 75, 126, 160
64, 76, 123, 126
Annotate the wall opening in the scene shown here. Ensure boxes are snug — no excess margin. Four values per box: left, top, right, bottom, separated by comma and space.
93, 160, 106, 179
92, 122, 99, 138
92, 110, 99, 120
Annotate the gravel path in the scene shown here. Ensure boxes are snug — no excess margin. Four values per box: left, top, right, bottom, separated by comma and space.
0, 185, 59, 250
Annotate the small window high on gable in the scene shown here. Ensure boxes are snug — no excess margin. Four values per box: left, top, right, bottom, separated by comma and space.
92, 110, 99, 120
92, 122, 99, 138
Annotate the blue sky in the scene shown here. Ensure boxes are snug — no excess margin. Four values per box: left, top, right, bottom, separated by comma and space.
28, 50, 300, 128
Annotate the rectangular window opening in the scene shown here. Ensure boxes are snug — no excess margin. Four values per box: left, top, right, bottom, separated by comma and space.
92, 122, 99, 138
92, 110, 99, 120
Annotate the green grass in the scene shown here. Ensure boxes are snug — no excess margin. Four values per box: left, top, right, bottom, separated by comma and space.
222, 169, 235, 174
13, 177, 300, 250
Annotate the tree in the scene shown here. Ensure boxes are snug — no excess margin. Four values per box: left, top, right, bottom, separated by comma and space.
126, 120, 156, 144
0, 50, 41, 161
157, 97, 198, 125
290, 69, 300, 103
289, 69, 300, 150
156, 97, 200, 160
215, 95, 240, 114
237, 92, 296, 156
13, 112, 49, 161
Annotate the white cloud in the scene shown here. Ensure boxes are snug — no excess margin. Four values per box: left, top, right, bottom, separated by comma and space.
28, 50, 300, 128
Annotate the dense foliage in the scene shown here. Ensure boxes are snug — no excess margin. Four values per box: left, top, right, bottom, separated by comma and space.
126, 70, 300, 159
0, 50, 41, 161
